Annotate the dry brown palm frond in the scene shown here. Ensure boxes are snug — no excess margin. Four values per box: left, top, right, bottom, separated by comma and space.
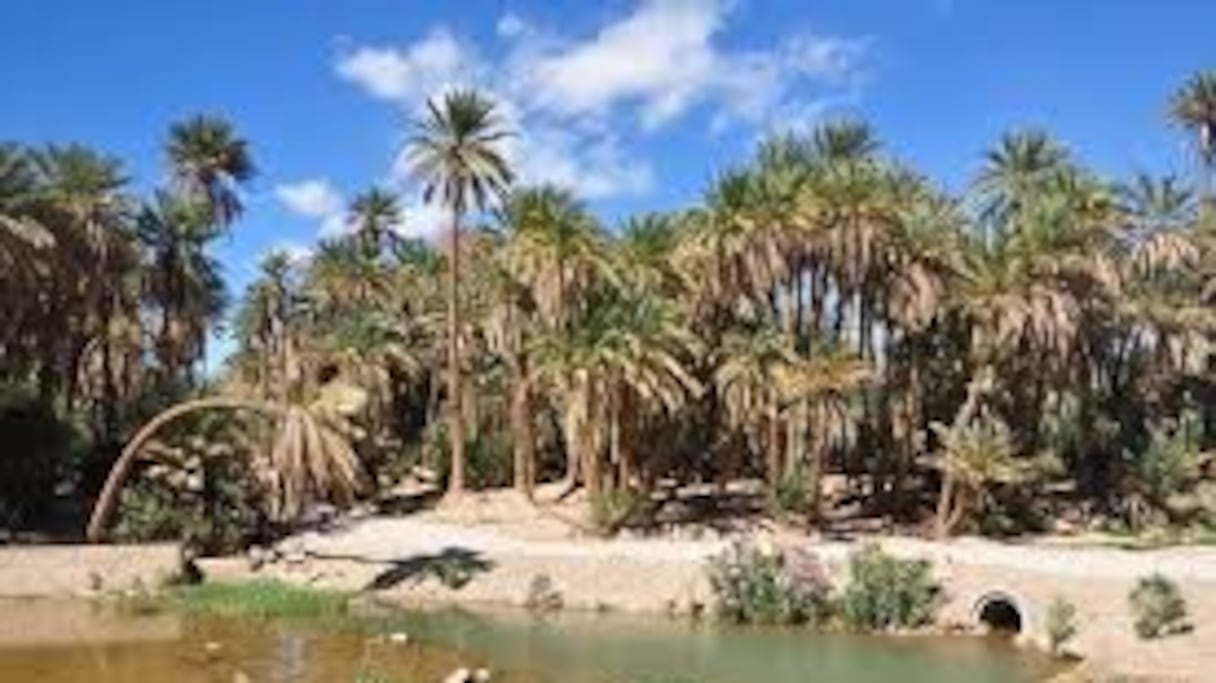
265, 402, 366, 521
1134, 230, 1199, 276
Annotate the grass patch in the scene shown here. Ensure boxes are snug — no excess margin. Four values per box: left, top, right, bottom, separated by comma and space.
167, 580, 351, 619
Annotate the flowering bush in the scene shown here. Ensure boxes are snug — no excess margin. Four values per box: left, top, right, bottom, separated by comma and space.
839, 544, 942, 632
706, 541, 833, 625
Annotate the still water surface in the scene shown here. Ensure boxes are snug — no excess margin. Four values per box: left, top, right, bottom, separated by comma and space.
0, 600, 1060, 682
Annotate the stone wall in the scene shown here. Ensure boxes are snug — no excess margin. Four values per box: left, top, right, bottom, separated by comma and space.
0, 544, 182, 597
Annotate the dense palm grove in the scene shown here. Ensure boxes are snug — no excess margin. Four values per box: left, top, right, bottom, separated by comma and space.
5, 72, 1216, 548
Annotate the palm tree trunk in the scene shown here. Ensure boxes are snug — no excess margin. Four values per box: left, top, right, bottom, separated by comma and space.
934, 364, 994, 538
618, 386, 637, 492
767, 394, 782, 505
808, 402, 826, 523
510, 357, 535, 498
446, 207, 466, 496
934, 469, 956, 539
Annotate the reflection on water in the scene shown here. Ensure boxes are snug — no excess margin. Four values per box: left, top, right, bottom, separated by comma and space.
0, 600, 1061, 683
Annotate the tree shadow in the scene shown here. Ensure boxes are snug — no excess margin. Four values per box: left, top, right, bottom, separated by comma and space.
374, 485, 444, 517
365, 546, 495, 591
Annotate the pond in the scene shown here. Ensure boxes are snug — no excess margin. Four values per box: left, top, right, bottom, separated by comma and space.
0, 599, 1062, 682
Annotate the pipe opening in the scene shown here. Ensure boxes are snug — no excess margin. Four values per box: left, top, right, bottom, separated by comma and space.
976, 595, 1023, 636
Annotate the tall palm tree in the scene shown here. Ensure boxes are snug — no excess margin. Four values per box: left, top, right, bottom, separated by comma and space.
139, 192, 227, 388
166, 115, 255, 227
349, 186, 403, 259
405, 89, 513, 496
1169, 71, 1216, 201
975, 130, 1071, 236
498, 186, 611, 330
27, 145, 134, 409
1117, 173, 1198, 276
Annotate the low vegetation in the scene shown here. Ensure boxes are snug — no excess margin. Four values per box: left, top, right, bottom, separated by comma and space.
706, 543, 942, 633
839, 545, 943, 632
1045, 596, 1080, 655
167, 580, 350, 620
706, 541, 833, 625
1129, 574, 1191, 639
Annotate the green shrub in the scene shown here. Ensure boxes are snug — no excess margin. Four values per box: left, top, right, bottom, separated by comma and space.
113, 449, 267, 555
706, 541, 833, 626
840, 545, 942, 632
589, 488, 641, 533
1129, 574, 1189, 639
1045, 596, 1079, 655
775, 465, 809, 516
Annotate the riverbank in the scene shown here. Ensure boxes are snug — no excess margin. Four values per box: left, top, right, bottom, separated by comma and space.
217, 489, 1216, 683
4, 492, 1216, 681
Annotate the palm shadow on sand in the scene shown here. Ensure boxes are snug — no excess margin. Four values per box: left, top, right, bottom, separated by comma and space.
365, 546, 495, 591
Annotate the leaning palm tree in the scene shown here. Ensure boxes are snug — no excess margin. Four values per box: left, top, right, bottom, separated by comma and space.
166, 115, 255, 227
405, 89, 513, 496
1169, 71, 1216, 200
85, 388, 366, 541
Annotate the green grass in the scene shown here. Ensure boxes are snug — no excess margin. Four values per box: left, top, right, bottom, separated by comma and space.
166, 580, 351, 619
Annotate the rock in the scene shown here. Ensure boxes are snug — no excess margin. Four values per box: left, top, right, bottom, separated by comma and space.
472, 668, 492, 682
204, 641, 223, 655
442, 667, 471, 683
524, 573, 563, 614
231, 670, 252, 683
387, 631, 409, 645
247, 546, 269, 571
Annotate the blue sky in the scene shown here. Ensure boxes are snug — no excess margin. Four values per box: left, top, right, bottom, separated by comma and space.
2, 1, 1214, 364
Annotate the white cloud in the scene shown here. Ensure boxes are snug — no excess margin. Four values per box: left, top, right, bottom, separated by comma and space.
275, 179, 343, 218
334, 1, 869, 205
511, 0, 868, 131
515, 123, 654, 199
397, 199, 448, 241
318, 213, 351, 239
496, 13, 528, 39
519, 0, 720, 127
335, 28, 481, 103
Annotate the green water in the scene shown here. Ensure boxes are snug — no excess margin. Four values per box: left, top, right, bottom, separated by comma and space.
0, 600, 1061, 682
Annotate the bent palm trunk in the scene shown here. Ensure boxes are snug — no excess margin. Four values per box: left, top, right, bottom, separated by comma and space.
86, 396, 278, 542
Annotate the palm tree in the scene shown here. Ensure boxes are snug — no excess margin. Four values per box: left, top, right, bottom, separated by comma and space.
975, 130, 1072, 237
138, 192, 227, 388
498, 186, 611, 330
1117, 173, 1198, 276
497, 186, 616, 490
405, 89, 513, 496
86, 388, 367, 541
349, 186, 403, 259
530, 292, 703, 498
930, 411, 1042, 537
27, 145, 134, 410
166, 115, 255, 227
1169, 71, 1216, 201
